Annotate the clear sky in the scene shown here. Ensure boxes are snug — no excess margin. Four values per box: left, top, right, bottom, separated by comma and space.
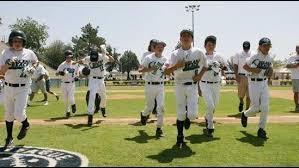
0, 1, 298, 61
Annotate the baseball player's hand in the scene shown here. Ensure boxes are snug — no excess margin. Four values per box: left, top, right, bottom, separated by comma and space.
58, 71, 65, 76
251, 68, 262, 74
235, 75, 240, 83
192, 74, 202, 82
175, 60, 185, 69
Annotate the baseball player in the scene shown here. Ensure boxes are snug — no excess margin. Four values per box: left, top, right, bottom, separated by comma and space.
140, 39, 159, 116
286, 45, 299, 112
164, 29, 207, 147
28, 61, 48, 106
233, 41, 252, 112
241, 37, 273, 139
200, 35, 228, 137
56, 50, 79, 118
0, 30, 38, 149
138, 40, 167, 138
77, 46, 114, 126
44, 67, 59, 101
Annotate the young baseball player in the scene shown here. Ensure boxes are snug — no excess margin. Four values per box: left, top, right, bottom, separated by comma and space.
0, 30, 38, 149
140, 39, 159, 116
44, 67, 59, 101
28, 61, 48, 106
241, 37, 273, 139
56, 50, 79, 118
77, 46, 114, 126
200, 35, 228, 137
286, 45, 299, 112
139, 40, 167, 138
165, 29, 207, 147
233, 41, 252, 112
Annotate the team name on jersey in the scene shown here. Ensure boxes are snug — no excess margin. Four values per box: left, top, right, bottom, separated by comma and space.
183, 60, 200, 71
149, 61, 164, 75
252, 59, 272, 69
6, 59, 31, 69
89, 60, 104, 70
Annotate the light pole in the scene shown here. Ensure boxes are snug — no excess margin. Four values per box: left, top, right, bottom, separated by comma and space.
185, 4, 200, 47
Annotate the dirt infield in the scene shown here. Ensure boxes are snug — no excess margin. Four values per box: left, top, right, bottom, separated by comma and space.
1, 115, 298, 126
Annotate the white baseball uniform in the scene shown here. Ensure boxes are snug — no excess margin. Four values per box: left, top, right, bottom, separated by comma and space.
141, 51, 153, 64
0, 48, 37, 122
200, 52, 227, 129
244, 51, 273, 129
0, 79, 4, 105
141, 53, 167, 128
31, 63, 47, 93
82, 54, 109, 115
57, 61, 79, 113
287, 55, 299, 94
169, 47, 207, 121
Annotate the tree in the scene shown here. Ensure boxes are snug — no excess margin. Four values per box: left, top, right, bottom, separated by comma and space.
106, 46, 121, 72
40, 40, 72, 69
119, 50, 140, 80
9, 17, 49, 53
71, 23, 106, 58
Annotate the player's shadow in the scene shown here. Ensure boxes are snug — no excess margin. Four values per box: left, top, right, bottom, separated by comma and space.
146, 143, 196, 163
128, 120, 156, 127
44, 114, 88, 122
124, 130, 156, 143
227, 113, 241, 118
64, 120, 102, 131
287, 110, 299, 113
185, 131, 221, 144
236, 131, 267, 147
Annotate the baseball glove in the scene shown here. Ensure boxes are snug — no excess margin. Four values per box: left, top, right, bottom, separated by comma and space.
82, 66, 90, 76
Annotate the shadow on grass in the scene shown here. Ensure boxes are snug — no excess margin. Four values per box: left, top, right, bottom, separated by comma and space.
287, 110, 299, 114
124, 130, 156, 143
236, 131, 267, 147
44, 113, 88, 122
64, 120, 102, 131
227, 113, 241, 118
185, 130, 221, 144
147, 143, 195, 163
128, 119, 156, 127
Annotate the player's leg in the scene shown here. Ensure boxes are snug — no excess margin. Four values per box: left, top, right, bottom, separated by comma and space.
175, 85, 187, 146
141, 84, 155, 125
201, 82, 215, 136
98, 80, 107, 117
3, 87, 15, 148
185, 84, 199, 129
87, 79, 97, 125
14, 87, 31, 140
244, 77, 251, 110
238, 77, 246, 112
292, 79, 299, 111
46, 80, 59, 101
40, 80, 48, 105
85, 90, 90, 106
242, 82, 260, 127
94, 93, 101, 113
258, 82, 269, 138
61, 83, 70, 117
29, 81, 38, 103
152, 99, 157, 115
155, 85, 165, 137
70, 83, 76, 114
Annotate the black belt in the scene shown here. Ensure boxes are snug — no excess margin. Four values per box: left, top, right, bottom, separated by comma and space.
63, 81, 74, 83
238, 73, 246, 76
183, 82, 197, 85
147, 82, 163, 85
93, 76, 103, 79
5, 82, 26, 87
201, 81, 219, 84
251, 78, 267, 81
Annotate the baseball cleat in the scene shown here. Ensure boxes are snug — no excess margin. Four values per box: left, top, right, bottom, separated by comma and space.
140, 112, 147, 125
71, 104, 76, 114
184, 117, 191, 130
87, 115, 93, 127
66, 112, 71, 119
205, 117, 208, 129
239, 103, 244, 112
17, 124, 30, 140
156, 128, 164, 138
44, 101, 48, 106
94, 107, 100, 114
101, 108, 106, 117
205, 129, 214, 137
176, 135, 185, 148
3, 137, 13, 150
257, 128, 268, 139
241, 112, 247, 128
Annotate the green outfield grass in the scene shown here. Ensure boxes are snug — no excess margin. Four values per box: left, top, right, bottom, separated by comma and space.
0, 85, 295, 120
1, 123, 298, 166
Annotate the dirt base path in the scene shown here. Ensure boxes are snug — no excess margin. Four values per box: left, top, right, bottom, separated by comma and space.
1, 115, 298, 126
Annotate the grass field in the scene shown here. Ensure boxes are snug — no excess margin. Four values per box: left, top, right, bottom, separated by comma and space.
0, 85, 298, 166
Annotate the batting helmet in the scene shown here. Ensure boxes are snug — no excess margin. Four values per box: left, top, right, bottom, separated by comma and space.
64, 50, 73, 58
82, 66, 90, 76
90, 49, 99, 62
9, 30, 27, 47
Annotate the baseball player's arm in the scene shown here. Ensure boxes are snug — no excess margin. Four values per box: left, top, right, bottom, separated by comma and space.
243, 63, 262, 74
105, 54, 115, 63
138, 66, 156, 73
164, 60, 185, 75
193, 67, 208, 82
